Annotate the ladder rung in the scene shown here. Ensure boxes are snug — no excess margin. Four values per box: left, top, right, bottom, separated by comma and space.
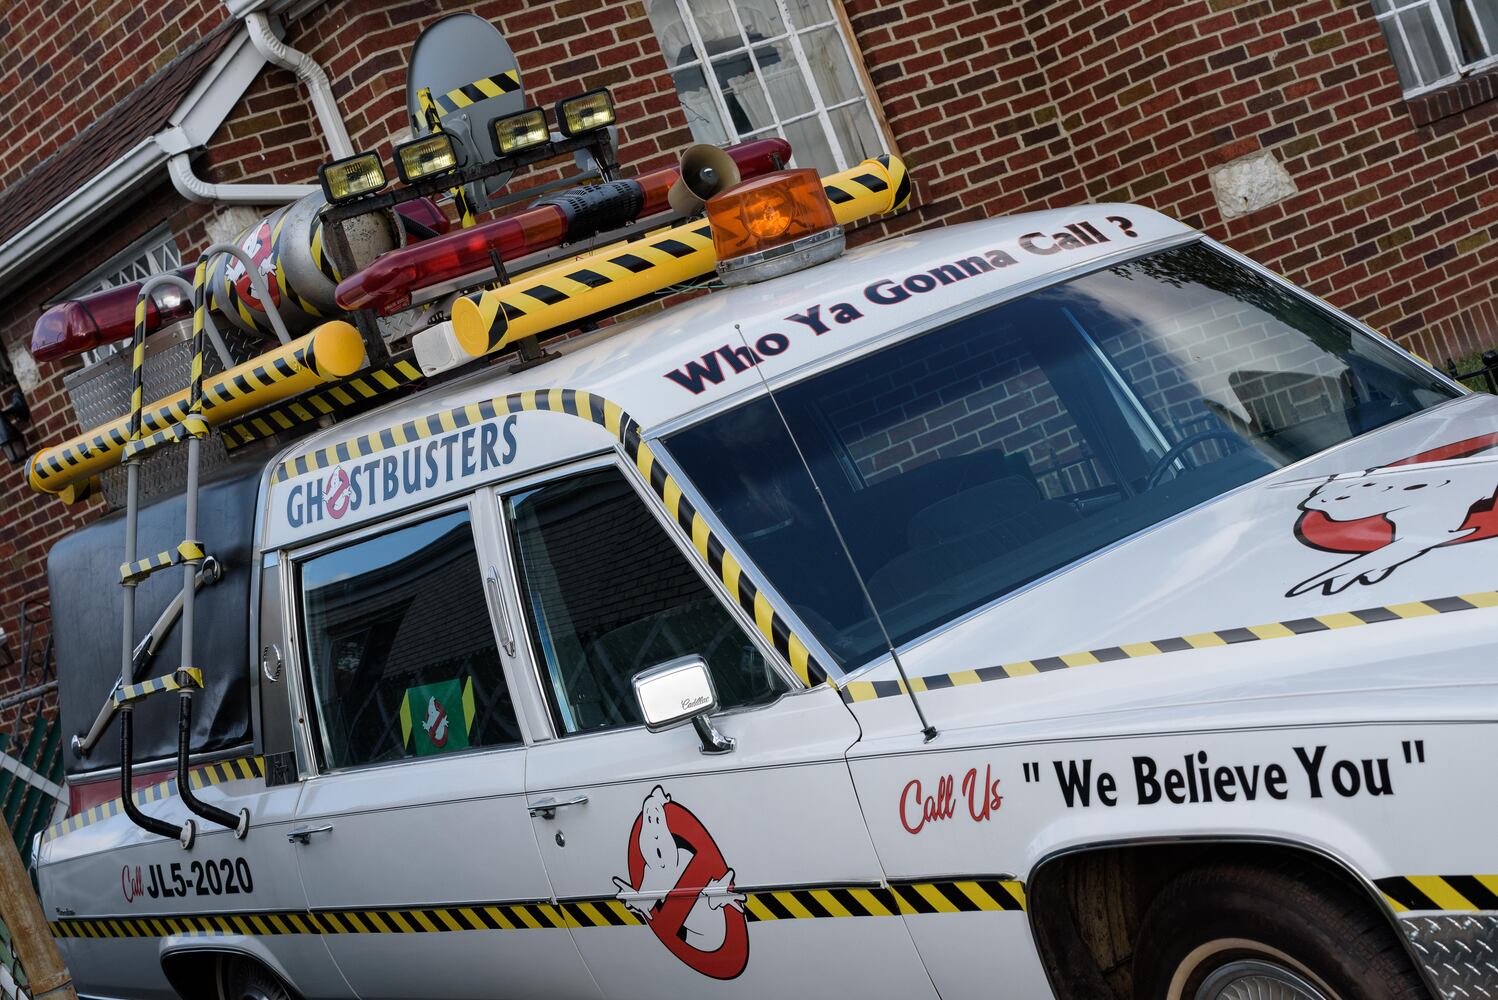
120, 540, 205, 584
121, 413, 210, 463
112, 668, 203, 708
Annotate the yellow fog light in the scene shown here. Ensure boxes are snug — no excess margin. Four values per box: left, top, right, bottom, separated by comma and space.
395, 133, 461, 183
492, 107, 550, 156
557, 88, 615, 136
318, 152, 387, 203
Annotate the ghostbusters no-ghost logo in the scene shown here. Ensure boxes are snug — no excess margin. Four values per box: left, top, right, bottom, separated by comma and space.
612, 786, 748, 980
224, 219, 282, 310
1288, 433, 1498, 597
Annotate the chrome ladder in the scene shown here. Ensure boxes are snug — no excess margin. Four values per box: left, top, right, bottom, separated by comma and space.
79, 244, 292, 848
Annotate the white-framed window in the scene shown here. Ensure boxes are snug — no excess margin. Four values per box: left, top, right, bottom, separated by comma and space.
646, 0, 889, 178
1376, 0, 1498, 95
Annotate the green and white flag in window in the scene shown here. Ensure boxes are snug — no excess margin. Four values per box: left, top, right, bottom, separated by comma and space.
400, 677, 475, 756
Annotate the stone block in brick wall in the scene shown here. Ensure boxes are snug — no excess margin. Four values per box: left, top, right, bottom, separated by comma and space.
1210, 149, 1298, 220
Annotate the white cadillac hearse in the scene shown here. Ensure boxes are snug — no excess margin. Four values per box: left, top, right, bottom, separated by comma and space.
33, 189, 1498, 1000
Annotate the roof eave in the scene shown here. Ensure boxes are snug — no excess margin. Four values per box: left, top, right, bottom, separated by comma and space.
0, 26, 267, 299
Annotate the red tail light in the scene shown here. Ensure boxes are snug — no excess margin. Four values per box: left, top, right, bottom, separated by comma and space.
336, 138, 792, 315
395, 197, 451, 238
30, 265, 195, 363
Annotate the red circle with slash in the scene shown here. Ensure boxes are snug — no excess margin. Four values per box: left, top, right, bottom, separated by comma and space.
625, 801, 748, 980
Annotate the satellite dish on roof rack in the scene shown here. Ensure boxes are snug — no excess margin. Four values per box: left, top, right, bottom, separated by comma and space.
407, 13, 526, 199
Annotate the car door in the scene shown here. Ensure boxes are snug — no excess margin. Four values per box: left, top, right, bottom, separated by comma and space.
494, 459, 939, 1000
284, 495, 599, 1000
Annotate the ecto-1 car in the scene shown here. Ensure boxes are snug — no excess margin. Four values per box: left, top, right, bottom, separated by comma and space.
31, 161, 1497, 1000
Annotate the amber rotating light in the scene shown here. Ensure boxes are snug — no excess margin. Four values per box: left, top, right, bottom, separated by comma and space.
706, 169, 843, 285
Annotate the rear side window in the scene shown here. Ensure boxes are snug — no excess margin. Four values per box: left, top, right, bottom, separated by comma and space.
297, 508, 520, 769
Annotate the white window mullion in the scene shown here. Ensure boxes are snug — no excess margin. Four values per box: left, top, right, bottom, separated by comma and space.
775, 0, 849, 170
723, 1, 784, 135
671, 0, 742, 144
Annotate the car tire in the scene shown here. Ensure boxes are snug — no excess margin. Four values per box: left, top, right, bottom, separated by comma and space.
219, 955, 296, 1000
1131, 860, 1427, 1000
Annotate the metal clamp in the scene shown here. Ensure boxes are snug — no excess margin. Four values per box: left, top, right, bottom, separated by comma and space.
527, 794, 588, 820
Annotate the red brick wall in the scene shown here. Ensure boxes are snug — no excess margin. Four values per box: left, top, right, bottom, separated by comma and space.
4, 0, 1498, 719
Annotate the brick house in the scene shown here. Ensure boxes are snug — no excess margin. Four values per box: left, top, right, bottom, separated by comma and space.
0, 0, 1496, 710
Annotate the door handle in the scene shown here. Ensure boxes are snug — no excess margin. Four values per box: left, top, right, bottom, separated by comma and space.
527, 794, 588, 820
286, 823, 334, 845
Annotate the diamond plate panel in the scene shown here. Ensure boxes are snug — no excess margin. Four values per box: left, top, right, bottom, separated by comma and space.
62, 320, 270, 508
1399, 913, 1498, 999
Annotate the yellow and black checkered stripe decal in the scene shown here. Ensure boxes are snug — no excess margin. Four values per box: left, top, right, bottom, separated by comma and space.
47, 878, 1024, 939
113, 668, 203, 708
118, 540, 205, 584
841, 590, 1498, 703
271, 388, 828, 689
221, 359, 423, 452
1378, 874, 1498, 912
48, 757, 264, 838
433, 70, 521, 117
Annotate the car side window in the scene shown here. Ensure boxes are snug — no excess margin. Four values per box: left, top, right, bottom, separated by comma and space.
297, 507, 520, 769
506, 466, 786, 736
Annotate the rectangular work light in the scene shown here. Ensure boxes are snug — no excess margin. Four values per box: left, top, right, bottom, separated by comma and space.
394, 133, 462, 184
319, 152, 387, 203
491, 107, 550, 156
556, 88, 615, 136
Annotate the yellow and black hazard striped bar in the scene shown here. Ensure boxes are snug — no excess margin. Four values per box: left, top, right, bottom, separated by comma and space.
48, 756, 264, 838
121, 414, 210, 463
221, 358, 424, 452
451, 155, 911, 359
47, 877, 1024, 940
271, 387, 828, 688
27, 322, 366, 496
432, 70, 521, 117
119, 540, 205, 584
842, 590, 1498, 704
1378, 874, 1498, 912
112, 668, 203, 709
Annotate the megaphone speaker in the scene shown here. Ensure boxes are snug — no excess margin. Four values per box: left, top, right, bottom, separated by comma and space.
668, 144, 743, 215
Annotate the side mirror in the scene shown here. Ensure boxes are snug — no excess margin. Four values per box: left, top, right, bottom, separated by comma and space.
632, 656, 735, 754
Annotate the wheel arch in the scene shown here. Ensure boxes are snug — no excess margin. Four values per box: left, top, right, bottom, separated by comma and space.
160, 945, 302, 1000
1023, 835, 1434, 1000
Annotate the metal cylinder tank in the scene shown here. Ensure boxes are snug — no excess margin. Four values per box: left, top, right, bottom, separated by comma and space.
207, 192, 401, 336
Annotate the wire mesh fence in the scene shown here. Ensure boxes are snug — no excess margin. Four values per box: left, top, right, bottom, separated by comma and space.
0, 600, 65, 999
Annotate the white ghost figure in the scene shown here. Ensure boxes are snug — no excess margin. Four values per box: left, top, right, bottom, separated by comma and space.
612, 785, 744, 950
1289, 461, 1498, 597
422, 696, 449, 747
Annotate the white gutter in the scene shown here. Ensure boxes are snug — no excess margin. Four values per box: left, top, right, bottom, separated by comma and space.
245, 11, 354, 158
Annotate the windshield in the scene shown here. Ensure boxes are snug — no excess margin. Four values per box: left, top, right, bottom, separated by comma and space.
665, 241, 1459, 671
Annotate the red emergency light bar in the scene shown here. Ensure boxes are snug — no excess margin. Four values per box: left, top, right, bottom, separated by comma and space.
335, 138, 792, 315
29, 200, 450, 364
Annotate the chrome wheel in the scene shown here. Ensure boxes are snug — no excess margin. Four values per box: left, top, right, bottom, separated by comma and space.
1195, 959, 1335, 1000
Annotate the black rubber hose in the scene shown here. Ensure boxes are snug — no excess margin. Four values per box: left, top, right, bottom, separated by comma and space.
119, 712, 183, 840
174, 693, 244, 834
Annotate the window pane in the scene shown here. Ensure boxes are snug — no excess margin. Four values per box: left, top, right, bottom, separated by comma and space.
1471, 0, 1498, 53
1403, 5, 1456, 84
830, 102, 883, 165
783, 115, 839, 174
672, 65, 731, 144
786, 0, 834, 27
508, 468, 785, 736
1380, 17, 1420, 87
713, 53, 776, 133
755, 40, 815, 120
647, 0, 695, 67
299, 509, 519, 769
802, 26, 864, 106
687, 0, 747, 56
1435, 0, 1488, 63
667, 244, 1458, 668
727, 0, 787, 42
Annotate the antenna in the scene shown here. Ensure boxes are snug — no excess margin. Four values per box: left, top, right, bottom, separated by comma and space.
732, 325, 938, 742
